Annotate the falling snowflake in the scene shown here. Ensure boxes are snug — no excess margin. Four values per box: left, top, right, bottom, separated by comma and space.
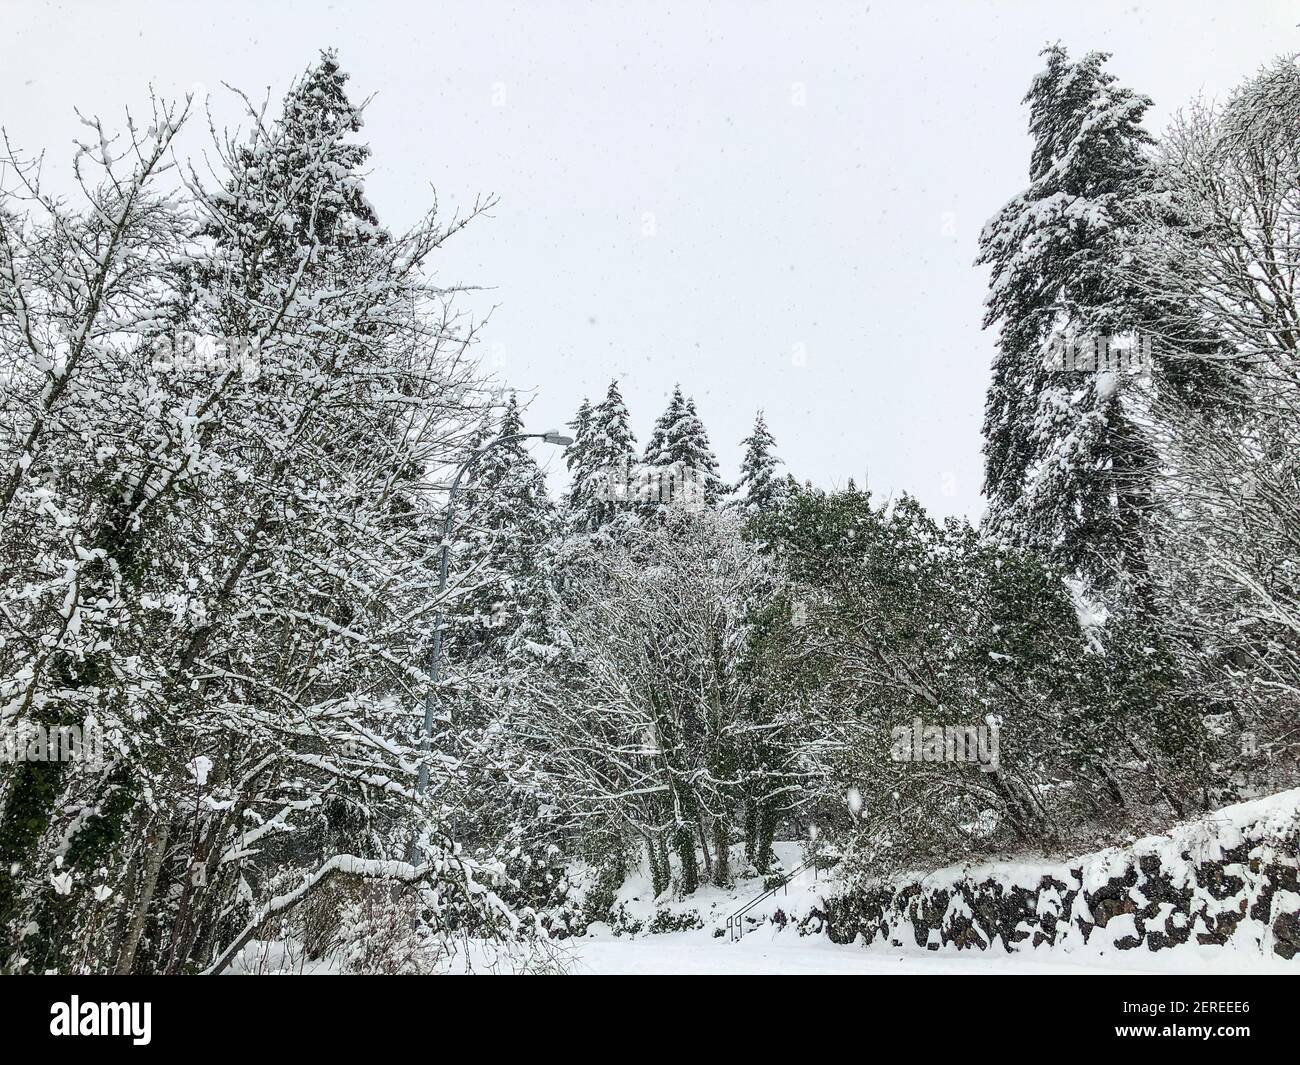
846, 787, 863, 816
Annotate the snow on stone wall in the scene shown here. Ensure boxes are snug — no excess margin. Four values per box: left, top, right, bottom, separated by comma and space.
809, 789, 1300, 959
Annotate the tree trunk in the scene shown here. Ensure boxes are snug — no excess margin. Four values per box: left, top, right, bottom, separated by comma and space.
712, 817, 729, 886
115, 821, 171, 975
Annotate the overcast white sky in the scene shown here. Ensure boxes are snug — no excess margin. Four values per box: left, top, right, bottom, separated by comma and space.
3, 1, 1296, 518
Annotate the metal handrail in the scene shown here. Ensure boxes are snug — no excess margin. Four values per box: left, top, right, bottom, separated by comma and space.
726, 860, 815, 942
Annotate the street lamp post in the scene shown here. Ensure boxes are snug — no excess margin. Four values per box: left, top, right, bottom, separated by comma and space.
410, 429, 571, 858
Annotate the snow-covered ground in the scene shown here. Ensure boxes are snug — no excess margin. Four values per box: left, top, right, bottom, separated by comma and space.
229, 794, 1300, 974
230, 925, 1293, 975
565, 927, 1294, 975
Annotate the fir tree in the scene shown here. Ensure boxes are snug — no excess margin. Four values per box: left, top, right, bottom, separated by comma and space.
977, 45, 1156, 591
196, 49, 386, 293
455, 394, 559, 660
641, 385, 725, 509
189, 51, 408, 489
563, 397, 595, 527
732, 410, 784, 515
571, 380, 638, 530
641, 385, 686, 473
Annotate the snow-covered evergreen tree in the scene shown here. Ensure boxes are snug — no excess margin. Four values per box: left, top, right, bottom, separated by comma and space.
563, 397, 595, 528
732, 410, 784, 515
977, 45, 1156, 591
195, 49, 385, 277
453, 393, 559, 662
570, 380, 637, 530
640, 385, 725, 510
434, 394, 567, 909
